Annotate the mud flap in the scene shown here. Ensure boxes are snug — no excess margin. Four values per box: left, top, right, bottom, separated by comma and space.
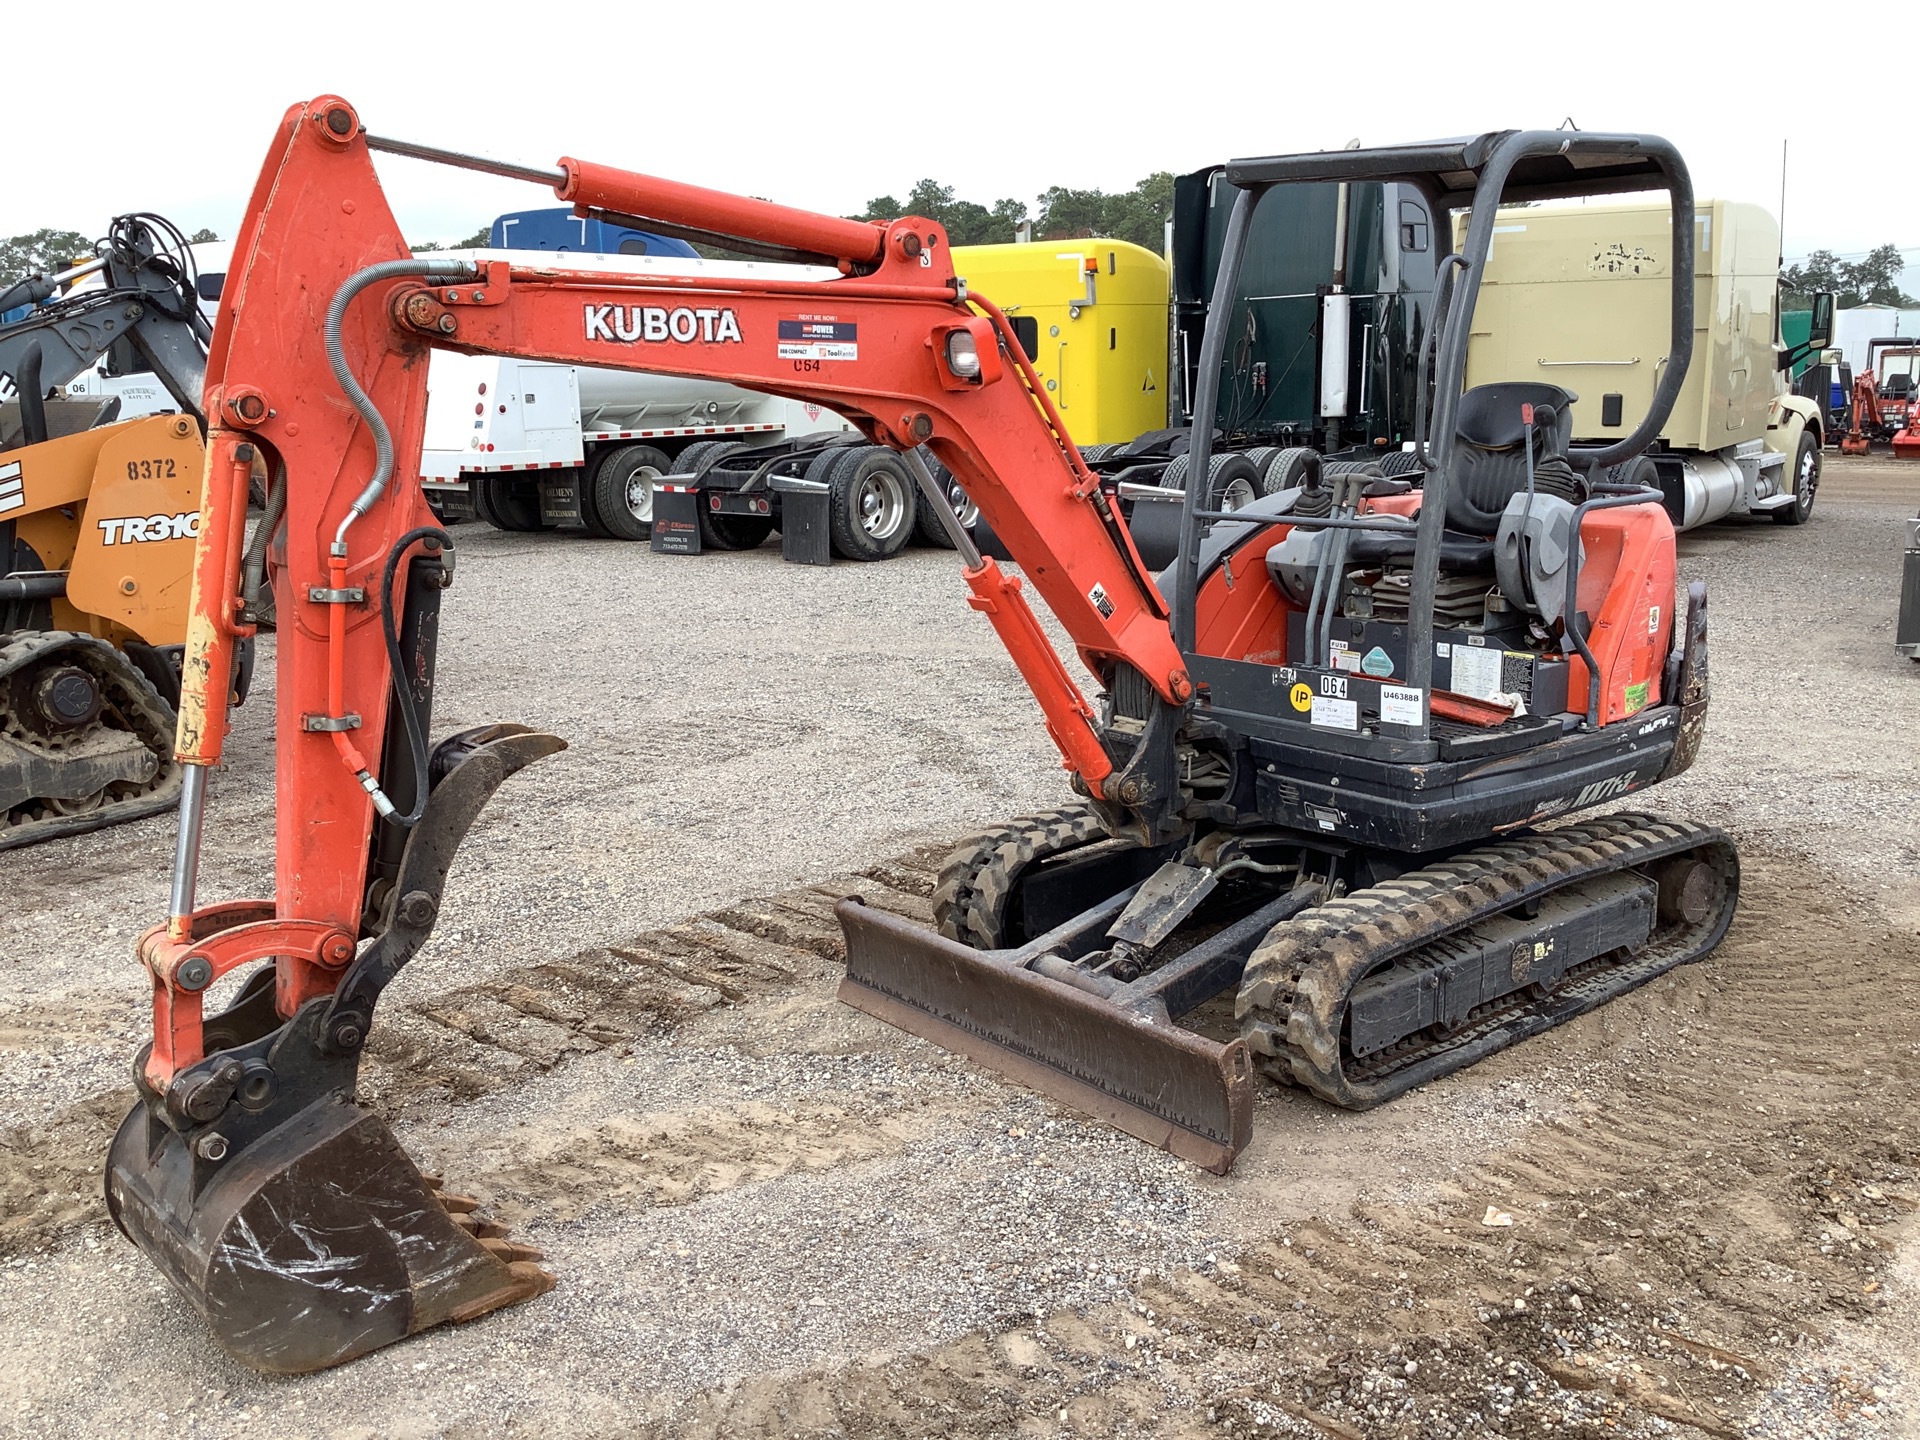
106, 1091, 548, 1375
836, 900, 1253, 1173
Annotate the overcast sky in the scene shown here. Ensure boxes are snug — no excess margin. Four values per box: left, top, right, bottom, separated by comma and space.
7, 0, 1907, 268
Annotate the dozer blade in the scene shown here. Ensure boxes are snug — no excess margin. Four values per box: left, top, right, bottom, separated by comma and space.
106, 1092, 551, 1375
837, 899, 1253, 1173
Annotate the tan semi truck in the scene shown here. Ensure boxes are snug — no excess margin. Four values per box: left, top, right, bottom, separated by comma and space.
1464, 200, 1829, 527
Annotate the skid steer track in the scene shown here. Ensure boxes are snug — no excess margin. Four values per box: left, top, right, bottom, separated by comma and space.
1236, 812, 1739, 1108
1, 630, 180, 851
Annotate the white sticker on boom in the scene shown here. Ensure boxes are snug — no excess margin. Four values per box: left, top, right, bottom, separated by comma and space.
1380, 685, 1424, 726
1449, 642, 1503, 701
1310, 695, 1358, 731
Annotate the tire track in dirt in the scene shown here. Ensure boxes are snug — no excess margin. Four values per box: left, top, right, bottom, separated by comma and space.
463, 1096, 941, 1225
640, 848, 1920, 1439
0, 849, 945, 1256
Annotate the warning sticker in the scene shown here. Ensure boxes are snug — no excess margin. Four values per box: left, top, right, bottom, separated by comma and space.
1361, 646, 1394, 677
1329, 645, 1363, 674
1289, 682, 1313, 712
1311, 695, 1358, 731
1623, 680, 1649, 715
778, 318, 858, 361
1380, 685, 1424, 726
1449, 643, 1503, 701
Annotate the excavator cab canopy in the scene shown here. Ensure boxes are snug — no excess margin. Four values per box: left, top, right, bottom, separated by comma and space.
1170, 130, 1695, 739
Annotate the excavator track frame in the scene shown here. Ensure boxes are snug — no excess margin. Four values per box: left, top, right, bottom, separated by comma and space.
1236, 812, 1738, 1108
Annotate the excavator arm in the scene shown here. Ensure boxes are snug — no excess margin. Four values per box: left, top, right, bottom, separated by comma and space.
107, 95, 1197, 1375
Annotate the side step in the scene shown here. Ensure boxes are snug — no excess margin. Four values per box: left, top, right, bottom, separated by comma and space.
837, 901, 1253, 1174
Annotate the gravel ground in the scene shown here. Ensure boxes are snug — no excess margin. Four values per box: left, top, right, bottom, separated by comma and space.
0, 455, 1916, 1438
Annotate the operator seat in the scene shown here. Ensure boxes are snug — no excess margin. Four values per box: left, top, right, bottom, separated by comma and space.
1333, 381, 1580, 576
1443, 382, 1579, 534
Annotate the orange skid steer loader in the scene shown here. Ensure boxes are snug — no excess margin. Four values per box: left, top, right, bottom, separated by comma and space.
108, 98, 1734, 1373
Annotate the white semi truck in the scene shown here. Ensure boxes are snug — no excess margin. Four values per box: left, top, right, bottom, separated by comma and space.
1465, 200, 1831, 528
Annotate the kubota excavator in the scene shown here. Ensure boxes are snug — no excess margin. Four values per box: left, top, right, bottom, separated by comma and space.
107, 98, 1736, 1375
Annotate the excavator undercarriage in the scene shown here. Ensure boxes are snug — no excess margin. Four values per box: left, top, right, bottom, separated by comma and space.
106, 101, 1738, 1374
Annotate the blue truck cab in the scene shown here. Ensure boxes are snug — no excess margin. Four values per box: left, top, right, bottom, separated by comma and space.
489, 208, 699, 258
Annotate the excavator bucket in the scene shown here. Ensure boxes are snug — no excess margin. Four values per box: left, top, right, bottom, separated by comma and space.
106, 728, 565, 1374
106, 1092, 550, 1375
837, 900, 1253, 1173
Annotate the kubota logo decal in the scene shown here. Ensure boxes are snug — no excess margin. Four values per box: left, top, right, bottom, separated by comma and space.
98, 512, 198, 545
584, 304, 743, 345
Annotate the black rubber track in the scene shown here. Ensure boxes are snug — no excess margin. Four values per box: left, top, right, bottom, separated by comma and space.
931, 802, 1108, 950
1, 630, 182, 850
1235, 812, 1739, 1109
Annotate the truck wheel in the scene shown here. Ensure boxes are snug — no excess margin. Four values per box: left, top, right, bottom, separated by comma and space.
911, 455, 979, 547
472, 474, 547, 532
674, 439, 745, 478
1259, 447, 1321, 496
828, 447, 917, 561
1157, 454, 1189, 490
590, 445, 673, 541
1204, 454, 1261, 512
1772, 432, 1819, 526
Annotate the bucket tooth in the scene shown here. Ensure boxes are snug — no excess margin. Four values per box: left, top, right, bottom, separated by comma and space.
836, 898, 1253, 1173
451, 1211, 511, 1239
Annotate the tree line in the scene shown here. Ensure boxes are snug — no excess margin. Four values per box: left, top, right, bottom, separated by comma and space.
1782, 244, 1914, 309
852, 174, 1176, 252
5, 198, 1911, 312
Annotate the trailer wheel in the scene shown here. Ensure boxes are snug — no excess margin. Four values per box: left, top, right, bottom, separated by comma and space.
472, 474, 548, 532
1259, 447, 1321, 496
1203, 454, 1262, 512
675, 439, 744, 478
589, 445, 673, 542
1772, 432, 1819, 526
1377, 448, 1426, 478
671, 440, 769, 549
827, 447, 917, 561
911, 454, 978, 547
577, 455, 616, 538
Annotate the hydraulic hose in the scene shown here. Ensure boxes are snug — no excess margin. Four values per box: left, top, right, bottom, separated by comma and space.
240, 462, 287, 619
323, 257, 478, 555
377, 527, 453, 828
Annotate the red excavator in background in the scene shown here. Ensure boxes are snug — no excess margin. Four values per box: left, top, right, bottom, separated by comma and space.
107, 98, 1736, 1374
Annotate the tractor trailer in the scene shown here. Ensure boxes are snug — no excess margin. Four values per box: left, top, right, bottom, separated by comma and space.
1462, 199, 1830, 527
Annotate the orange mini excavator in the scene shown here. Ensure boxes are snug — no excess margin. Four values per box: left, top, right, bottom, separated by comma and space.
108, 98, 1736, 1373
